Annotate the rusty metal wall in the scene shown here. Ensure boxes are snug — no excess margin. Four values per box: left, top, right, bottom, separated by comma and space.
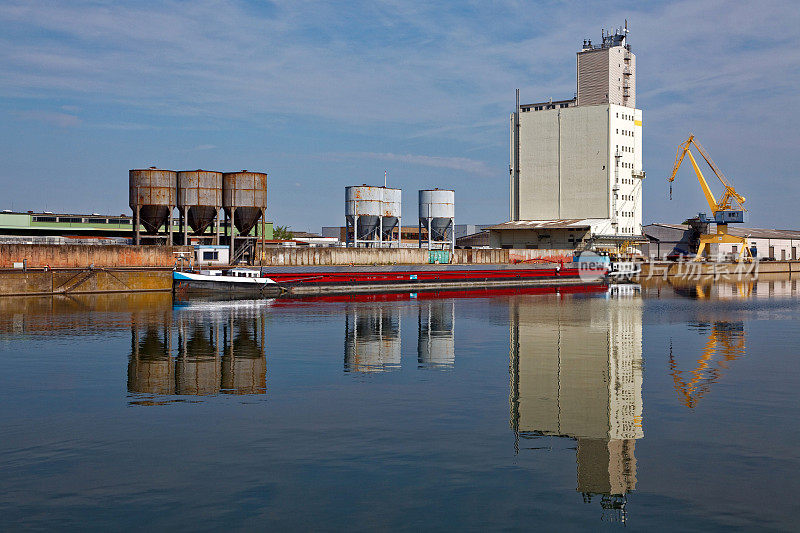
129, 168, 177, 208
345, 186, 383, 217
419, 189, 454, 219
222, 171, 267, 209
177, 170, 222, 207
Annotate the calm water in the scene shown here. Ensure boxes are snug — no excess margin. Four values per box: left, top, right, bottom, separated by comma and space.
1, 276, 799, 531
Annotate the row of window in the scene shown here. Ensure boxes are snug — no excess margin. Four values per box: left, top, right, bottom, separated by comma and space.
617, 194, 634, 201
617, 128, 634, 136
618, 211, 634, 218
33, 216, 131, 224
30, 216, 241, 228
617, 177, 634, 185
619, 145, 633, 153
620, 162, 634, 169
523, 102, 571, 112
616, 112, 635, 121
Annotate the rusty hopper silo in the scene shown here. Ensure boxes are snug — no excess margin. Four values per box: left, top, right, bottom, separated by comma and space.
129, 167, 177, 244
419, 189, 455, 251
381, 187, 402, 247
177, 170, 223, 244
223, 171, 268, 260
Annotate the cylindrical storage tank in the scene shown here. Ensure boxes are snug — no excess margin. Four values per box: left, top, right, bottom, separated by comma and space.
419, 189, 454, 241
177, 170, 223, 234
381, 187, 402, 239
129, 168, 177, 234
223, 171, 267, 236
345, 185, 382, 240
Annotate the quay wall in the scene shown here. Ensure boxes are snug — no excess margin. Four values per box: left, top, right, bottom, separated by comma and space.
639, 260, 800, 278
0, 269, 172, 296
0, 244, 192, 269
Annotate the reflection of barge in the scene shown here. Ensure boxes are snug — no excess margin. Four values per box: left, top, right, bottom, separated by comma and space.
174, 262, 603, 298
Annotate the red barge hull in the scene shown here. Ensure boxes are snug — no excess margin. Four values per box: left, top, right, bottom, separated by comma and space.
257, 263, 602, 296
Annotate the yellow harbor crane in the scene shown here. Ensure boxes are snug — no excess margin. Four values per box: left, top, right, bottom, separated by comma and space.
668, 134, 752, 261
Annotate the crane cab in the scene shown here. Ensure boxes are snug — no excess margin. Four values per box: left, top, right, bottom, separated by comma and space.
714, 210, 745, 224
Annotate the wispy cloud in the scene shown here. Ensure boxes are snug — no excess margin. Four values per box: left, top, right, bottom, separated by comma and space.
0, 1, 798, 228
187, 144, 217, 152
325, 151, 496, 177
13, 109, 80, 127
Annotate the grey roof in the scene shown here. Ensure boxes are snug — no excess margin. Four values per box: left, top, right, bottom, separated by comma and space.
488, 219, 597, 231
644, 223, 800, 241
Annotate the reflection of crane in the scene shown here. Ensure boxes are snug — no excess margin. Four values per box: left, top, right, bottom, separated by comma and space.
669, 322, 746, 408
668, 135, 752, 262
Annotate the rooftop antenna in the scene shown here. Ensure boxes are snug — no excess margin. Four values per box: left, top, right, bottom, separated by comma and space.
625, 19, 628, 33
384, 170, 387, 188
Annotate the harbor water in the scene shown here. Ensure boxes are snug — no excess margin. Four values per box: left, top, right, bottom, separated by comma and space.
0, 276, 798, 530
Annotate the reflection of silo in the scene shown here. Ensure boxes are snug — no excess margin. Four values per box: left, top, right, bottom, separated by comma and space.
344, 305, 401, 372
345, 186, 401, 247
127, 325, 174, 395
175, 324, 220, 395
419, 189, 454, 250
222, 321, 267, 394
177, 170, 223, 244
418, 300, 455, 369
129, 168, 177, 244
223, 171, 268, 260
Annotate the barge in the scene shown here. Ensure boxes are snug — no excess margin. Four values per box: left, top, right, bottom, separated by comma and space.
173, 262, 607, 298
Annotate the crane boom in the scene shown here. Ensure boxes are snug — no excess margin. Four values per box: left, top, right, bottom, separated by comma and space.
667, 134, 752, 262
668, 134, 746, 214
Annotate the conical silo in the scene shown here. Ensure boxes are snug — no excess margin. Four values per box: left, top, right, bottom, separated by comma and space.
419, 189, 455, 250
381, 187, 402, 246
345, 185, 382, 246
223, 171, 267, 262
129, 168, 177, 244
177, 170, 223, 243
222, 171, 268, 235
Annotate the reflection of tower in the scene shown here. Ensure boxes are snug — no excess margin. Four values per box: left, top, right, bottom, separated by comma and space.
344, 304, 401, 372
418, 300, 455, 369
127, 303, 267, 400
509, 293, 643, 522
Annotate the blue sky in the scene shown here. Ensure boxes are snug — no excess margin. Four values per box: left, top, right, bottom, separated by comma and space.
1, 0, 798, 232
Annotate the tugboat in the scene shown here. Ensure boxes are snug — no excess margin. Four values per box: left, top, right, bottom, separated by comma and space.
173, 268, 281, 298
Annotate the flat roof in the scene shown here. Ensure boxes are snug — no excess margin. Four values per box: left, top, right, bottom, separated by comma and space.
488, 219, 602, 231
644, 223, 800, 240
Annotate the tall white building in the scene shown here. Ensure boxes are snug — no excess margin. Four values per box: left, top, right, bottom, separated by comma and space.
492, 25, 645, 250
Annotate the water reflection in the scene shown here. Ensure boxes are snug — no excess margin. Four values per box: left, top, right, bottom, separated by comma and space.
418, 300, 455, 369
128, 301, 268, 404
642, 273, 799, 300
669, 322, 746, 408
344, 303, 401, 372
509, 291, 644, 522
